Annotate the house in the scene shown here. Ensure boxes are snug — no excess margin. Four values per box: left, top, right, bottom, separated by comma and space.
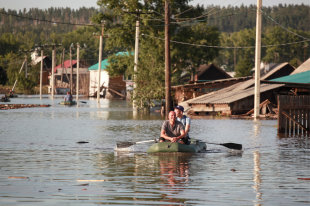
194, 63, 232, 82
173, 63, 238, 104
172, 77, 251, 104
251, 62, 295, 80
180, 62, 297, 116
88, 52, 127, 99
50, 60, 89, 95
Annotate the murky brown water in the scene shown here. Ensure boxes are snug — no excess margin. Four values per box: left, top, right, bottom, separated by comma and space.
0, 95, 309, 205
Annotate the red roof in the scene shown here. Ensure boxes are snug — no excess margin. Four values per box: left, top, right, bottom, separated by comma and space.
54, 60, 77, 72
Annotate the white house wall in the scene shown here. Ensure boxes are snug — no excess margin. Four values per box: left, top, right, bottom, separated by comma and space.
89, 70, 109, 96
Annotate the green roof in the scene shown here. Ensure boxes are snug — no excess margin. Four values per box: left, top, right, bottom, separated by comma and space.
270, 70, 310, 84
88, 51, 130, 71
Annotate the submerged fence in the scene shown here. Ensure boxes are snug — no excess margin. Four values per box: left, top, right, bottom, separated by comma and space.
278, 95, 310, 136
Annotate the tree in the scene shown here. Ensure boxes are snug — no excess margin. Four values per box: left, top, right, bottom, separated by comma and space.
95, 0, 220, 108
0, 66, 8, 85
263, 26, 309, 64
171, 23, 220, 83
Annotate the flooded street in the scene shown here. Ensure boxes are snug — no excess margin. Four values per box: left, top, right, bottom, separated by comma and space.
0, 96, 309, 205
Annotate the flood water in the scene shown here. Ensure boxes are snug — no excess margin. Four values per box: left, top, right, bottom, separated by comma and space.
0, 95, 309, 205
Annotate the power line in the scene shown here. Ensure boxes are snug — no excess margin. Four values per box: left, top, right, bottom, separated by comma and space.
260, 8, 310, 40
142, 33, 310, 49
0, 11, 97, 27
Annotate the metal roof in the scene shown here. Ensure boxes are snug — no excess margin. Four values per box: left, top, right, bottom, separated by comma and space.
187, 83, 284, 105
270, 70, 310, 84
88, 51, 130, 71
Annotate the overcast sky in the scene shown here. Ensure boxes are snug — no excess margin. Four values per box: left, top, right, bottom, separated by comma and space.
0, 0, 309, 10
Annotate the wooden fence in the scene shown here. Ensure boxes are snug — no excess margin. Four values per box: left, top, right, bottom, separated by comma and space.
278, 95, 310, 136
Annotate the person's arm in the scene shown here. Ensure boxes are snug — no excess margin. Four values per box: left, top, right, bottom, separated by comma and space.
160, 128, 173, 142
171, 124, 185, 142
172, 129, 185, 142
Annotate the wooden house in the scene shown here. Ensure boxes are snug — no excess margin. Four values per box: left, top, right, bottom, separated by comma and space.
173, 63, 238, 104
193, 63, 232, 82
172, 77, 251, 104
49, 60, 89, 95
181, 62, 297, 116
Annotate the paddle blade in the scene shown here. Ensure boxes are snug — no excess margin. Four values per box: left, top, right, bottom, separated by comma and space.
220, 143, 242, 150
116, 141, 135, 148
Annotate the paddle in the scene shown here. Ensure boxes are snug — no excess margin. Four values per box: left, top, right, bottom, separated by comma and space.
205, 142, 242, 150
116, 139, 156, 148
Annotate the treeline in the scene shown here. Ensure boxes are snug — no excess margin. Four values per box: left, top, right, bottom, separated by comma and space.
204, 4, 310, 32
1, 4, 309, 34
0, 7, 98, 34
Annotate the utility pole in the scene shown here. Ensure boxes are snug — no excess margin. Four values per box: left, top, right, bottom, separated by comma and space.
25, 56, 28, 78
133, 15, 140, 110
70, 44, 73, 94
40, 49, 43, 99
76, 43, 80, 101
12, 58, 27, 92
165, 0, 171, 119
51, 46, 56, 98
97, 21, 104, 103
254, 0, 262, 119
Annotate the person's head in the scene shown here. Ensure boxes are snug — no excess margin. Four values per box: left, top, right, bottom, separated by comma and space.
168, 111, 176, 124
174, 105, 184, 117
67, 91, 71, 95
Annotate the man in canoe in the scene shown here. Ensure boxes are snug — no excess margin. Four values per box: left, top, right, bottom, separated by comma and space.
159, 111, 187, 144
64, 91, 73, 102
174, 105, 191, 144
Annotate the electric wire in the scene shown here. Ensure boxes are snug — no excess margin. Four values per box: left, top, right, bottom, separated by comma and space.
141, 33, 310, 49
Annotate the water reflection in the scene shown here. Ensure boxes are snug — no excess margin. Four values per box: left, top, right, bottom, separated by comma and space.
253, 150, 262, 206
93, 152, 193, 205
151, 153, 192, 205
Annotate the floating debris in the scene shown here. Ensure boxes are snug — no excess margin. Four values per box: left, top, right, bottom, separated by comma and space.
77, 180, 105, 182
0, 104, 50, 110
8, 176, 29, 179
77, 141, 89, 144
298, 178, 310, 180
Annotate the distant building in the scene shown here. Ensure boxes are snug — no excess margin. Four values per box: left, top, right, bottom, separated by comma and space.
173, 63, 242, 104
88, 52, 128, 99
50, 60, 89, 95
193, 63, 232, 82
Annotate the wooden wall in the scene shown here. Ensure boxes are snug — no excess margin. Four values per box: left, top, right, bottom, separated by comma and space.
278, 95, 310, 136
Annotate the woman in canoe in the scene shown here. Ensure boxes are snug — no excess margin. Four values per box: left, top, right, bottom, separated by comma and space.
159, 111, 187, 144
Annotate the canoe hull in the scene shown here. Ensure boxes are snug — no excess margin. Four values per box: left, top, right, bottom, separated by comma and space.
147, 139, 206, 153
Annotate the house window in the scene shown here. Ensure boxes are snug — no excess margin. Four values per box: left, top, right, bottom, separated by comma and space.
123, 74, 132, 81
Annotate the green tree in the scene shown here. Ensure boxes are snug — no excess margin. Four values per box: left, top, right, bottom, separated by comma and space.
95, 0, 220, 108
263, 26, 309, 64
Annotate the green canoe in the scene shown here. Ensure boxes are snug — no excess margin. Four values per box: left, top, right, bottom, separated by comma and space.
60, 101, 76, 105
147, 139, 207, 153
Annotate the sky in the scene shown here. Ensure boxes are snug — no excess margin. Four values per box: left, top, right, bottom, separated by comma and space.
0, 0, 309, 10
